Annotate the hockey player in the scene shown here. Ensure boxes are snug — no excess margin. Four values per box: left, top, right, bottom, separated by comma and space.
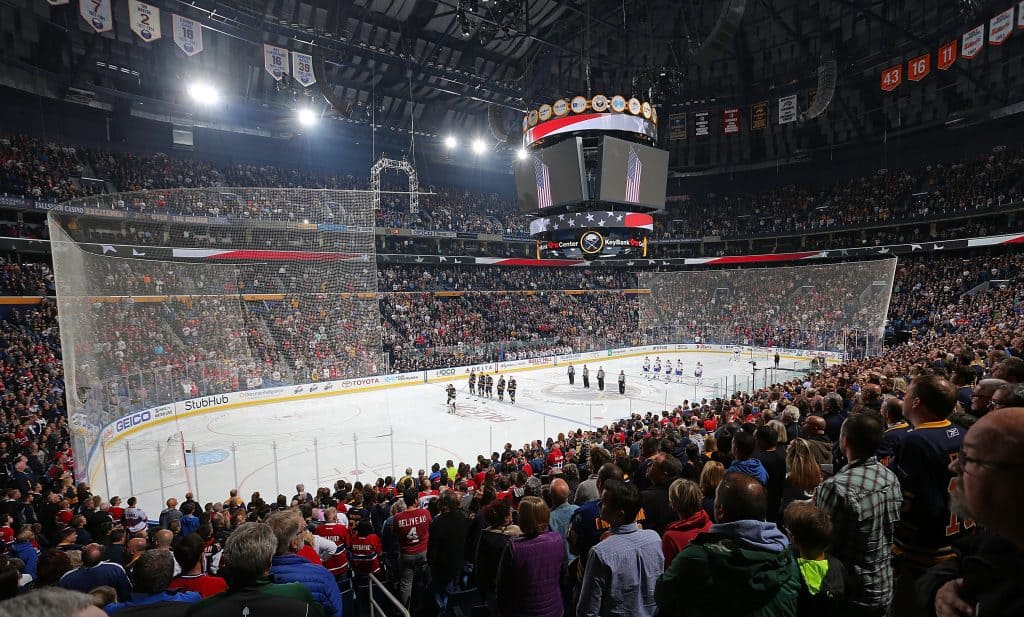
694, 362, 703, 385
507, 377, 517, 404
642, 356, 651, 379
665, 359, 673, 382
496, 375, 506, 402
653, 357, 662, 379
675, 360, 684, 383
485, 374, 494, 398
468, 370, 477, 396
731, 349, 742, 362
446, 383, 457, 414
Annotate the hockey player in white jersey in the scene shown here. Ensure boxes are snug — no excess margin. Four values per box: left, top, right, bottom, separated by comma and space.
642, 356, 651, 379
675, 360, 684, 383
653, 357, 662, 378
694, 362, 704, 385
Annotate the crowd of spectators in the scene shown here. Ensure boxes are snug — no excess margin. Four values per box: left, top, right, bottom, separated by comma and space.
0, 135, 101, 202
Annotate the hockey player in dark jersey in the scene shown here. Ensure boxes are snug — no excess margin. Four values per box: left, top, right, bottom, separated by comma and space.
468, 370, 476, 396
496, 375, 506, 402
446, 384, 456, 414
507, 377, 517, 404
485, 374, 494, 398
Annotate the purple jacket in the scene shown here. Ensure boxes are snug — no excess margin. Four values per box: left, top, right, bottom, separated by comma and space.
496, 530, 565, 617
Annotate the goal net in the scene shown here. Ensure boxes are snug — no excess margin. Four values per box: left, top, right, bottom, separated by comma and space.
639, 259, 897, 358
49, 188, 379, 485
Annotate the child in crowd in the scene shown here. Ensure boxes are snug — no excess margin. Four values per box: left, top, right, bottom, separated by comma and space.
783, 501, 851, 617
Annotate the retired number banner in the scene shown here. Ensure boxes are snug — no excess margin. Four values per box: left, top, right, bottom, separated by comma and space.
264, 45, 289, 81
128, 0, 161, 42
938, 40, 958, 70
907, 53, 930, 82
79, 0, 113, 33
880, 64, 902, 92
778, 95, 797, 124
751, 101, 768, 130
292, 52, 315, 87
989, 8, 1014, 45
962, 23, 985, 59
172, 14, 203, 56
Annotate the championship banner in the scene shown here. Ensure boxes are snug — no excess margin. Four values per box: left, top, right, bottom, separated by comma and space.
880, 64, 903, 92
722, 108, 740, 134
778, 95, 797, 124
694, 111, 710, 137
667, 113, 687, 140
907, 53, 930, 81
79, 0, 113, 33
751, 101, 768, 130
172, 14, 203, 56
292, 51, 315, 87
264, 45, 289, 81
938, 40, 958, 70
962, 23, 985, 59
989, 8, 1014, 45
128, 0, 161, 42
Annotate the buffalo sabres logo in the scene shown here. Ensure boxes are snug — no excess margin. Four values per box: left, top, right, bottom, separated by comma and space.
580, 230, 605, 256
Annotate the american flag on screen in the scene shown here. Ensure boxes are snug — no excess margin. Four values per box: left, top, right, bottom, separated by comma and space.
626, 148, 643, 203
535, 158, 552, 209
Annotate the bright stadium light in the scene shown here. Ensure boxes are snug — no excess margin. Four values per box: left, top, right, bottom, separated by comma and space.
444, 136, 458, 149
187, 81, 220, 105
472, 139, 487, 155
516, 147, 529, 160
297, 107, 317, 127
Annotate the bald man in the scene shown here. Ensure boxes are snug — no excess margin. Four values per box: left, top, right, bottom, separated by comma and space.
548, 478, 578, 560
801, 414, 833, 465
655, 473, 799, 617
919, 408, 1024, 617
969, 378, 1007, 417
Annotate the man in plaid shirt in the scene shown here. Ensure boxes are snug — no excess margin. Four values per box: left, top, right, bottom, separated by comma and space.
816, 413, 902, 617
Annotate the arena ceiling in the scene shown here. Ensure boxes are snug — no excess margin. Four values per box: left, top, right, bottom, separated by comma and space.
0, 0, 1002, 146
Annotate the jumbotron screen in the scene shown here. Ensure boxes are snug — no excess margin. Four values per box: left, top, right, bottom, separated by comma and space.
598, 136, 669, 211
514, 137, 588, 213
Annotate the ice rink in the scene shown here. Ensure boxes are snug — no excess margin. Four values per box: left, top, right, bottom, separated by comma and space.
96, 350, 807, 517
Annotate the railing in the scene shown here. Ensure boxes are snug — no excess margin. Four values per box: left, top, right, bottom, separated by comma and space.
368, 573, 410, 617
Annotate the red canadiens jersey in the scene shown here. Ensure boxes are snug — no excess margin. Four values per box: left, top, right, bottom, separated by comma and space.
393, 508, 432, 555
315, 523, 351, 576
350, 534, 383, 575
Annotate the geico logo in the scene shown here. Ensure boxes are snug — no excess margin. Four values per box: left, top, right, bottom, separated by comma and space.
437, 368, 457, 376
183, 395, 230, 411
115, 411, 151, 432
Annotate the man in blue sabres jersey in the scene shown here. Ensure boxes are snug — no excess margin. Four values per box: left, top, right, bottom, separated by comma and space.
891, 375, 969, 616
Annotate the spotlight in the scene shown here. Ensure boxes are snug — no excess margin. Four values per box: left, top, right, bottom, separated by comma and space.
187, 81, 220, 105
516, 148, 529, 160
472, 139, 487, 155
297, 108, 317, 127
444, 136, 458, 149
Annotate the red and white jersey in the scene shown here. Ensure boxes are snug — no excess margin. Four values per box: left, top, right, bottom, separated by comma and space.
417, 490, 439, 509
546, 449, 564, 471
350, 533, 383, 575
393, 508, 432, 555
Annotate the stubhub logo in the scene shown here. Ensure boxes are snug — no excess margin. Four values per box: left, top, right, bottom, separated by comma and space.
116, 411, 151, 433
183, 395, 230, 412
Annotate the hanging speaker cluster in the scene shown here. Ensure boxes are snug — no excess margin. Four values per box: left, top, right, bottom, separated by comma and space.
802, 59, 837, 120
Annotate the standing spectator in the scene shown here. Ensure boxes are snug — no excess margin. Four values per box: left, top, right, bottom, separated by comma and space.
427, 490, 467, 615
265, 511, 342, 617
10, 527, 37, 579
801, 415, 833, 466
655, 473, 799, 617
697, 461, 725, 521
880, 398, 911, 466
755, 427, 787, 522
0, 587, 108, 617
815, 414, 902, 617
781, 439, 822, 516
474, 501, 521, 615
102, 550, 201, 614
124, 498, 148, 536
640, 453, 681, 536
179, 504, 199, 538
784, 502, 850, 617
169, 534, 227, 598
496, 496, 565, 617
917, 407, 1024, 617
892, 375, 966, 616
186, 522, 325, 616
660, 479, 711, 568
577, 480, 663, 617
547, 479, 577, 561
727, 432, 768, 485
158, 499, 180, 531
393, 489, 431, 607
57, 543, 132, 602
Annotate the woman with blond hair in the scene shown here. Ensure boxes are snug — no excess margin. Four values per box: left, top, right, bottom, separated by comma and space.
697, 461, 725, 522
780, 438, 823, 517
661, 479, 712, 567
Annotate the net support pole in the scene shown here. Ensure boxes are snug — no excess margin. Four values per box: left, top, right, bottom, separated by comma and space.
157, 442, 166, 505
126, 442, 134, 497
313, 438, 320, 488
